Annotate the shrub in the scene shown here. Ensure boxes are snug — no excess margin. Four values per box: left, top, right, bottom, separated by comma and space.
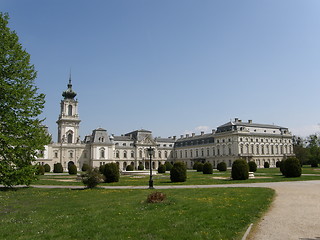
126, 165, 134, 171
138, 163, 144, 170
99, 164, 105, 174
280, 160, 286, 175
231, 159, 249, 180
283, 157, 301, 178
81, 168, 103, 189
193, 162, 199, 170
248, 161, 257, 172
310, 159, 318, 168
158, 164, 166, 173
203, 162, 213, 174
264, 162, 270, 168
82, 163, 90, 172
217, 162, 227, 171
276, 161, 281, 168
103, 163, 120, 183
196, 162, 204, 172
165, 162, 173, 171
44, 164, 51, 172
170, 162, 187, 182
53, 163, 63, 173
36, 165, 45, 175
147, 192, 166, 203
68, 164, 77, 175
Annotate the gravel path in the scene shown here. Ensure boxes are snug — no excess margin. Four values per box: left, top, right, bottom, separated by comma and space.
4, 181, 320, 239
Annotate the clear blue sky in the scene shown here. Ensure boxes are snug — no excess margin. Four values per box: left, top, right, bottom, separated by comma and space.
2, 0, 320, 141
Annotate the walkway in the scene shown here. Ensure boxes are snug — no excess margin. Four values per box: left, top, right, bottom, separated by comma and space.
12, 181, 320, 239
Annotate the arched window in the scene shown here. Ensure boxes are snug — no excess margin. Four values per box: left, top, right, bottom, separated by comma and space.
100, 148, 105, 159
158, 151, 162, 159
116, 150, 119, 158
68, 105, 73, 116
139, 150, 142, 158
67, 133, 73, 143
164, 151, 168, 158
131, 151, 134, 158
124, 151, 127, 158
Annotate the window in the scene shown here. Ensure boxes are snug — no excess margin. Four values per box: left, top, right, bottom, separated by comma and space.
165, 151, 168, 158
68, 105, 73, 116
228, 147, 232, 155
67, 133, 73, 143
207, 148, 210, 156
69, 151, 73, 158
123, 143, 126, 146
116, 150, 120, 158
124, 151, 127, 158
185, 150, 188, 158
54, 152, 58, 158
196, 149, 199, 157
180, 151, 183, 158
158, 151, 162, 158
190, 150, 193, 158
131, 151, 134, 158
201, 149, 204, 157
139, 150, 142, 158
261, 145, 264, 155
256, 145, 259, 155
100, 148, 105, 159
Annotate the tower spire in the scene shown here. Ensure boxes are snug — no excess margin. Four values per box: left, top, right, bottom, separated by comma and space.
62, 71, 77, 99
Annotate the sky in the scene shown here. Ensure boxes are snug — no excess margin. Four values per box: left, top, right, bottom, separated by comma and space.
2, 0, 320, 141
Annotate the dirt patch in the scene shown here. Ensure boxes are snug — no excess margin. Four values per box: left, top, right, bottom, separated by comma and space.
46, 179, 78, 182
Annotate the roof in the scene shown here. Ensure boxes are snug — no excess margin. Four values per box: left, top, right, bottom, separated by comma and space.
217, 121, 285, 130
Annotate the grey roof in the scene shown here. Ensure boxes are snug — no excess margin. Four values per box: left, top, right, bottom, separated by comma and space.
155, 137, 176, 143
113, 136, 133, 141
217, 121, 286, 130
175, 133, 214, 142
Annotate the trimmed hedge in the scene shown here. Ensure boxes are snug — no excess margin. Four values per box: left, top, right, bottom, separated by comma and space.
81, 168, 103, 188
217, 162, 227, 171
193, 162, 199, 170
44, 164, 51, 172
53, 163, 63, 173
99, 164, 105, 174
68, 164, 77, 175
264, 162, 270, 168
158, 164, 166, 173
82, 163, 90, 172
103, 163, 120, 183
203, 162, 213, 174
276, 161, 281, 168
231, 159, 249, 180
170, 162, 187, 182
36, 165, 45, 175
248, 161, 257, 172
138, 163, 144, 170
196, 162, 204, 172
283, 157, 301, 178
310, 159, 318, 168
126, 165, 134, 171
165, 162, 173, 171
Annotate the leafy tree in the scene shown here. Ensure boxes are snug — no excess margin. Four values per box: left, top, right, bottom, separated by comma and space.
0, 13, 50, 187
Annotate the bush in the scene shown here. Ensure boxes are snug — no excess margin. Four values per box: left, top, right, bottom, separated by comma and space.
170, 162, 187, 182
147, 192, 166, 203
276, 161, 281, 168
126, 165, 134, 171
193, 162, 199, 170
81, 168, 103, 189
248, 161, 257, 172
158, 164, 166, 173
196, 162, 204, 172
283, 157, 301, 178
53, 163, 63, 173
36, 165, 45, 175
231, 159, 249, 180
99, 164, 105, 174
264, 162, 270, 168
217, 162, 227, 171
280, 160, 286, 175
103, 163, 120, 183
165, 162, 173, 171
203, 162, 213, 174
44, 164, 50, 172
68, 164, 77, 175
310, 159, 318, 168
138, 163, 144, 170
82, 163, 90, 172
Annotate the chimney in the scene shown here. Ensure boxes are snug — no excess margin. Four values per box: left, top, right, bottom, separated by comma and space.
212, 129, 216, 134
186, 134, 189, 138
201, 131, 204, 136
248, 120, 252, 124
173, 136, 176, 140
235, 118, 238, 122
180, 135, 184, 139
192, 133, 195, 137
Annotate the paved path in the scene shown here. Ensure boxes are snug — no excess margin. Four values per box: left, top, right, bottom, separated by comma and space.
7, 181, 320, 239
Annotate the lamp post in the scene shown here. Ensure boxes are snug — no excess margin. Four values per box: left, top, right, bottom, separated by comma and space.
147, 146, 154, 189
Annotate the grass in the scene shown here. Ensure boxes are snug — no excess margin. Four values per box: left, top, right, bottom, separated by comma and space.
0, 187, 274, 240
35, 166, 320, 187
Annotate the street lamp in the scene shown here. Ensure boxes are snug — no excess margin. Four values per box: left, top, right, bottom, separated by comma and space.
147, 146, 154, 189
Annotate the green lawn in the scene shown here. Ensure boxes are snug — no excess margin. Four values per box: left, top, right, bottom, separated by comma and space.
0, 187, 274, 240
35, 167, 320, 187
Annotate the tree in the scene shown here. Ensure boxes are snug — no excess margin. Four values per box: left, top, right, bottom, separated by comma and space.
0, 13, 50, 187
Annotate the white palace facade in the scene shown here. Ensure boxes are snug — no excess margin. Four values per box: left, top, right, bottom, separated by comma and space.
36, 80, 294, 170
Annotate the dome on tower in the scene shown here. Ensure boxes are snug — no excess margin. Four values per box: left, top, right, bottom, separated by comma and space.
62, 78, 77, 99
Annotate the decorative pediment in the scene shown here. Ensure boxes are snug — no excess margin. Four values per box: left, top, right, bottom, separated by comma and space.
138, 135, 157, 146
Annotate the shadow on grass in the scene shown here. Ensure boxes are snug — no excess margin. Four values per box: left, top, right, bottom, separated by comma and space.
0, 186, 30, 192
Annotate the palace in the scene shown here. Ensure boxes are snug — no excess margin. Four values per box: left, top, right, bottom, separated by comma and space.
36, 79, 294, 170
